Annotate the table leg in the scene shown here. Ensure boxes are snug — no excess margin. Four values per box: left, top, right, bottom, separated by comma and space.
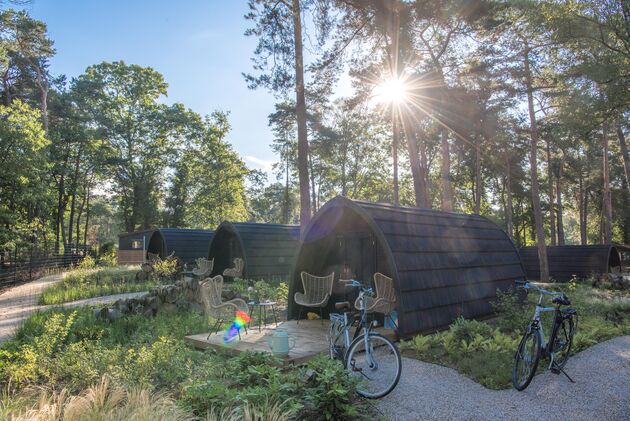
258, 305, 263, 333
272, 304, 278, 327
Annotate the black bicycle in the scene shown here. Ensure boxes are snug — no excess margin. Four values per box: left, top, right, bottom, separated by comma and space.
513, 281, 577, 391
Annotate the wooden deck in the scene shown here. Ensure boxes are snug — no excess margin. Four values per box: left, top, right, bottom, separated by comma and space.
184, 319, 395, 366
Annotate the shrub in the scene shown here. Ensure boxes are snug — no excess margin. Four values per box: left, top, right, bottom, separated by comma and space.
299, 355, 363, 420
98, 248, 118, 267
78, 255, 96, 270
491, 289, 529, 333
152, 258, 179, 280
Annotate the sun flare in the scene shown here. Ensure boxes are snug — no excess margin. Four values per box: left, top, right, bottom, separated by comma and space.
374, 77, 408, 105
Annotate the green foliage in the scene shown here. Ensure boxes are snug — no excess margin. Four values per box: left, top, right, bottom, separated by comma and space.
0, 99, 50, 251
0, 304, 368, 420
77, 255, 96, 269
151, 257, 179, 280
403, 284, 630, 389
98, 246, 118, 267
492, 289, 530, 333
163, 111, 249, 229
38, 267, 156, 305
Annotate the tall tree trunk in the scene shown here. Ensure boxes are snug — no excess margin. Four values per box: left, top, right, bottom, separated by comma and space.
292, 0, 311, 231
582, 185, 589, 245
389, 6, 401, 207
602, 120, 613, 243
556, 155, 565, 245
402, 115, 429, 208
546, 141, 556, 246
505, 154, 514, 240
76, 185, 87, 249
392, 110, 399, 206
283, 144, 290, 224
55, 175, 65, 254
40, 87, 48, 136
83, 186, 91, 249
523, 44, 549, 281
474, 142, 481, 214
617, 119, 630, 194
419, 134, 430, 208
309, 154, 316, 215
441, 128, 453, 211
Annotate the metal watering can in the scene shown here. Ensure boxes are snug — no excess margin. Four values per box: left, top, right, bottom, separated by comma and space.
266, 328, 296, 356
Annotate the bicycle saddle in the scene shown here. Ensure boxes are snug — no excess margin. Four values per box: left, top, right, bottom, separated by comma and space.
552, 293, 571, 306
335, 301, 352, 311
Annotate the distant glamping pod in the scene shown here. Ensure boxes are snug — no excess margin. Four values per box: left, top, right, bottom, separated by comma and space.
208, 222, 301, 282
287, 197, 526, 339
146, 228, 214, 265
118, 229, 156, 265
519, 244, 629, 282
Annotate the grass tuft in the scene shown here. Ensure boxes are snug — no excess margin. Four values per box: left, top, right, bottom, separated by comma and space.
38, 266, 157, 305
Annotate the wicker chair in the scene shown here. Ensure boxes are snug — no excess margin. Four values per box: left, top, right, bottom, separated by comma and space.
356, 272, 397, 328
193, 258, 213, 278
222, 258, 244, 278
200, 275, 249, 339
294, 271, 334, 324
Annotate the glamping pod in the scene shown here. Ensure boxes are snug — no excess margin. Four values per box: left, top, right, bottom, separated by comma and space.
146, 228, 214, 265
208, 222, 301, 281
288, 197, 526, 338
118, 229, 155, 265
519, 244, 627, 281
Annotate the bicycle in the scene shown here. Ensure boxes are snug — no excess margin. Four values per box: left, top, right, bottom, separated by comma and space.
327, 280, 402, 398
513, 280, 577, 391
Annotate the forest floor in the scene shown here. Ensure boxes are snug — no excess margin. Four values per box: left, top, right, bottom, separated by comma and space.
378, 335, 630, 421
0, 273, 145, 343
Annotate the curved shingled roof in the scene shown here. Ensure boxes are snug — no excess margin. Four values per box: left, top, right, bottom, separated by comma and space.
208, 222, 301, 281
147, 228, 214, 264
519, 244, 624, 281
288, 196, 525, 338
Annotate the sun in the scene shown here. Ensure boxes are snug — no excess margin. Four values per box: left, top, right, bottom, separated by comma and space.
374, 77, 409, 105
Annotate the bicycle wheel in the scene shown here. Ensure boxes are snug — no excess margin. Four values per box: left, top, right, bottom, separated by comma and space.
513, 327, 541, 391
551, 315, 574, 369
345, 333, 401, 399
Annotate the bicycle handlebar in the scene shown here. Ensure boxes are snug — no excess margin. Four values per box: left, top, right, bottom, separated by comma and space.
515, 280, 562, 296
341, 279, 374, 296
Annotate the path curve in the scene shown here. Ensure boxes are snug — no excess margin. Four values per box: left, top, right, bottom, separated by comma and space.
0, 274, 63, 342
378, 336, 630, 420
0, 274, 147, 343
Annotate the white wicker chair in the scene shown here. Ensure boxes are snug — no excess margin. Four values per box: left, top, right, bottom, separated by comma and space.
200, 275, 249, 339
222, 258, 244, 278
193, 258, 213, 278
294, 271, 334, 324
356, 272, 397, 328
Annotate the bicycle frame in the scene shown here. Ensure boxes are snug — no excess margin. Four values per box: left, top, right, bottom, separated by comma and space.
524, 282, 566, 361
329, 282, 374, 357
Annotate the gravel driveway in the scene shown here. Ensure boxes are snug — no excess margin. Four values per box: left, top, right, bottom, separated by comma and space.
377, 336, 630, 420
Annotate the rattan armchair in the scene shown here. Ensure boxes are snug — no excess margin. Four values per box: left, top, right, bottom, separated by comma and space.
193, 257, 213, 278
294, 271, 334, 324
222, 258, 244, 278
200, 275, 249, 339
356, 272, 397, 328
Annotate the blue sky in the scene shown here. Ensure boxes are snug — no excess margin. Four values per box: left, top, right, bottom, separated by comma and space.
23, 0, 279, 175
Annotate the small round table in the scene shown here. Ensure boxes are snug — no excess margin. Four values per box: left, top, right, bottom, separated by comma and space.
247, 301, 279, 332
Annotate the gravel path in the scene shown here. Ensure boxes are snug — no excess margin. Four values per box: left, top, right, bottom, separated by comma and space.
378, 336, 630, 421
0, 273, 63, 342
0, 274, 147, 343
